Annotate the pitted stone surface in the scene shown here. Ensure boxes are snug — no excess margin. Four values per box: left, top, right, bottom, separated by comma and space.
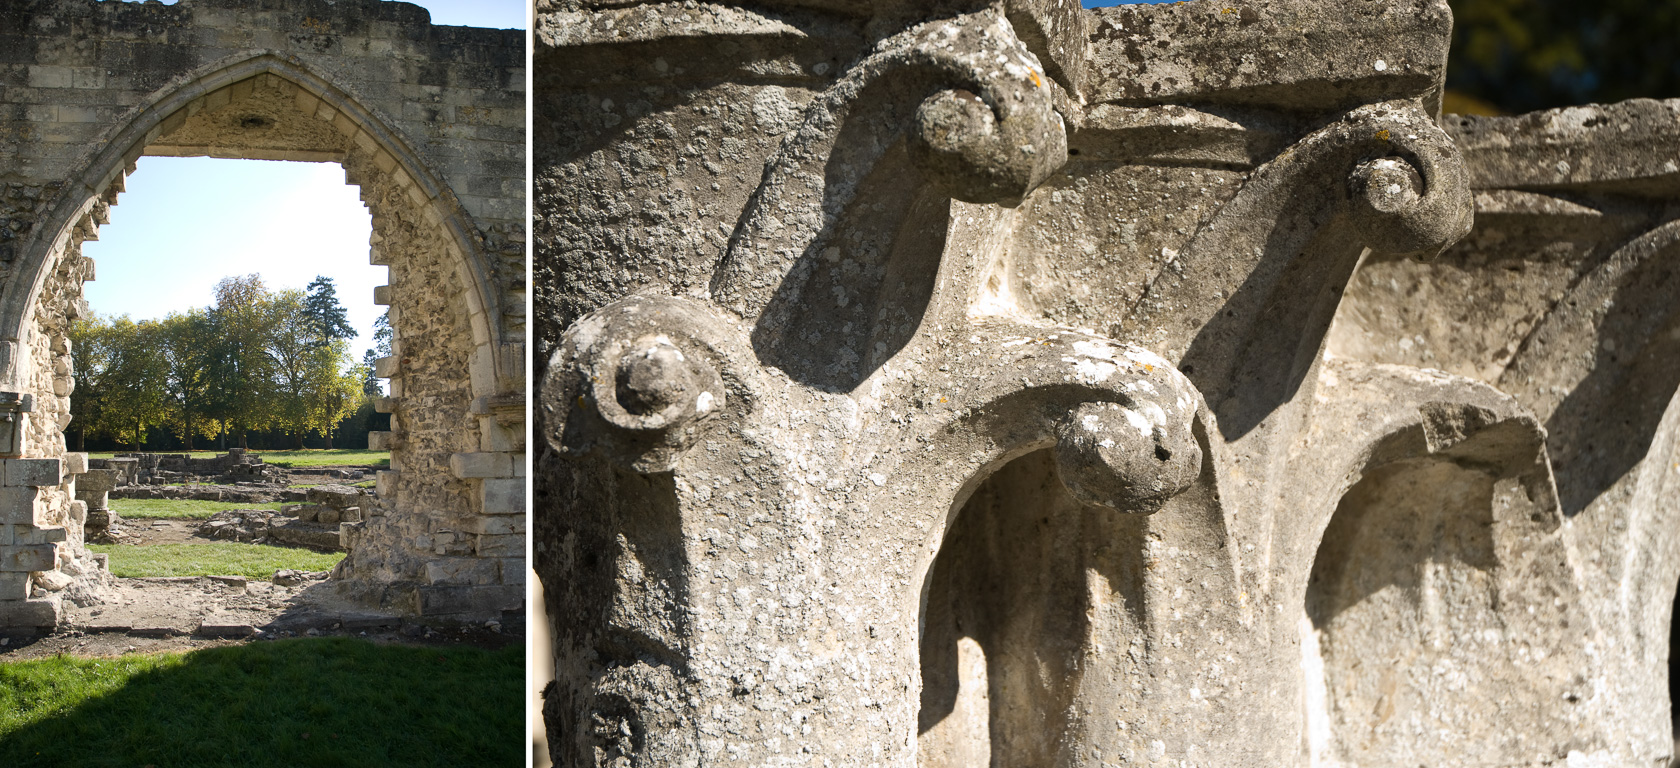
539, 2, 1680, 767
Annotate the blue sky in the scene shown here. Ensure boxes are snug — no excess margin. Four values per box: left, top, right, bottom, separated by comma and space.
83, 1, 524, 358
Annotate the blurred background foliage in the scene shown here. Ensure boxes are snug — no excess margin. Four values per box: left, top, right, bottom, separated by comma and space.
1445, 0, 1680, 115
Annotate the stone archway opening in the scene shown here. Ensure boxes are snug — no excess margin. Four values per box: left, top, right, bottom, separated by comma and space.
918, 449, 1146, 768
63, 153, 390, 632
1, 63, 522, 632
1302, 454, 1593, 767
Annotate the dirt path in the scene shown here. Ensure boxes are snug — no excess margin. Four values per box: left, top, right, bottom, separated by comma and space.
110, 517, 205, 545
0, 575, 519, 659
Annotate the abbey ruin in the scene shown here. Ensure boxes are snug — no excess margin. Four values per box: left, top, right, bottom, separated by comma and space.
538, 0, 1680, 764
0, 0, 526, 629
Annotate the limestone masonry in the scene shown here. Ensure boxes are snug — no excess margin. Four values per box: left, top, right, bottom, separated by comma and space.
538, 0, 1680, 764
1, 0, 526, 629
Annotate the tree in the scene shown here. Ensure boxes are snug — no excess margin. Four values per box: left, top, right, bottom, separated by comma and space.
267, 289, 366, 449
362, 310, 392, 397
157, 310, 224, 450
71, 315, 169, 449
1446, 0, 1680, 114
206, 274, 278, 448
302, 275, 356, 345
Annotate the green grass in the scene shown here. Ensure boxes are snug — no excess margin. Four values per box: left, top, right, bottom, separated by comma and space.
0, 638, 522, 767
87, 542, 343, 578
255, 449, 389, 468
109, 498, 283, 520
85, 449, 389, 469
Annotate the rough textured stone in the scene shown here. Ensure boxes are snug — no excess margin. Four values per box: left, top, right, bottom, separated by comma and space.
536, 1, 1680, 765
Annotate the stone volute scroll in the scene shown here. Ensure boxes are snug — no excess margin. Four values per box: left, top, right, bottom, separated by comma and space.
707, 7, 1076, 393
544, 296, 755, 474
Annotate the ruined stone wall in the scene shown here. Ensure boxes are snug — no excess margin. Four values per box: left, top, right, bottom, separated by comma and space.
0, 0, 526, 628
538, 0, 1680, 765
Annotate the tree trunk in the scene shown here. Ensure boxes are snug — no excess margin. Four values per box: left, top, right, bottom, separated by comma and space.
239, 431, 248, 449
294, 431, 305, 450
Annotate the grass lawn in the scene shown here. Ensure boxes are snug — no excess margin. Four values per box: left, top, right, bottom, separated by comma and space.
258, 449, 389, 468
86, 449, 389, 469
88, 542, 344, 578
0, 638, 522, 767
109, 499, 284, 520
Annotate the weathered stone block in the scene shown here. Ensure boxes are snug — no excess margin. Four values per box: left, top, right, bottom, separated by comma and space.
0, 486, 40, 525
416, 584, 521, 616
0, 572, 28, 600
449, 451, 511, 479
373, 284, 393, 305
305, 484, 362, 508
17, 525, 66, 545
0, 543, 57, 572
4, 458, 60, 487
478, 477, 523, 515
460, 515, 524, 535
495, 558, 525, 586
373, 355, 400, 378
423, 557, 500, 585
375, 470, 398, 497
62, 452, 87, 475
475, 533, 521, 558
367, 431, 404, 451
0, 594, 60, 628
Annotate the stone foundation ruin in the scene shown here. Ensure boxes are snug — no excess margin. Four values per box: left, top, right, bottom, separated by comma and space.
95, 448, 289, 486
538, 0, 1680, 764
0, 0, 526, 631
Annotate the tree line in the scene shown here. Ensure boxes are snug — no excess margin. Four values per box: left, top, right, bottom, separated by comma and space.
71, 274, 378, 451
1446, 0, 1680, 115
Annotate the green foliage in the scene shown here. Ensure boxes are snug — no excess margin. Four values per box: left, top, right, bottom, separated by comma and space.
0, 638, 523, 767
157, 310, 224, 449
88, 542, 344, 578
362, 310, 391, 397
75, 275, 372, 451
302, 275, 356, 344
70, 316, 170, 449
266, 290, 367, 449
207, 274, 281, 444
1447, 0, 1680, 113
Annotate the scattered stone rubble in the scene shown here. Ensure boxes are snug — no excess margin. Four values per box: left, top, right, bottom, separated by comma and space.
194, 485, 375, 553
93, 448, 286, 486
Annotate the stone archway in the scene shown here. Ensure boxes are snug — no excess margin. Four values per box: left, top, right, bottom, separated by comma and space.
0, 3, 524, 630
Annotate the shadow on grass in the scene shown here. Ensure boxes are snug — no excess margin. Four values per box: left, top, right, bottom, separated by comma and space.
0, 638, 521, 767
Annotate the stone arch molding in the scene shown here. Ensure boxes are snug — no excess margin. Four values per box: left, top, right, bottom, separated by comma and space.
5, 50, 513, 397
